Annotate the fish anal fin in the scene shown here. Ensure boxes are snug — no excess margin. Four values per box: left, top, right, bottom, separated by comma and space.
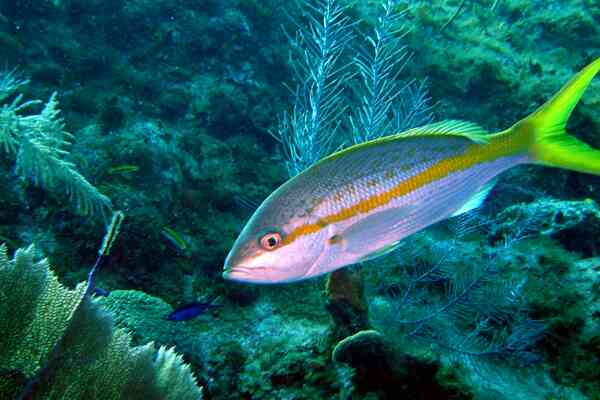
451, 179, 497, 218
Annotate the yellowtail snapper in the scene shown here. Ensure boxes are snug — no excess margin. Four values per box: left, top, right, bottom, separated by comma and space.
224, 58, 600, 284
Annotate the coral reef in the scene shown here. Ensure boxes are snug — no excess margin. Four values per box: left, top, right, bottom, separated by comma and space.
99, 285, 340, 399
490, 198, 600, 255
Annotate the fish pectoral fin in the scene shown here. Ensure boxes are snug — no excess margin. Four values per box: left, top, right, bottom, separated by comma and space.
340, 205, 416, 258
450, 179, 497, 218
357, 240, 403, 263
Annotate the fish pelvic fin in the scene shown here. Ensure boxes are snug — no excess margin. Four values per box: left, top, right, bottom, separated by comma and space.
510, 57, 600, 175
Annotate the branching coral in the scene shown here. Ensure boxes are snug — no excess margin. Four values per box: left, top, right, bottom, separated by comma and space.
272, 0, 355, 177
350, 0, 433, 144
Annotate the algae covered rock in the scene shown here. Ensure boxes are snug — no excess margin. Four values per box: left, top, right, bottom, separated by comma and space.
0, 244, 203, 399
332, 330, 387, 365
490, 198, 600, 254
535, 256, 600, 396
332, 330, 472, 399
325, 269, 370, 340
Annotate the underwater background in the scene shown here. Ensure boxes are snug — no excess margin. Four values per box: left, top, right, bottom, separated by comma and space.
0, 0, 599, 399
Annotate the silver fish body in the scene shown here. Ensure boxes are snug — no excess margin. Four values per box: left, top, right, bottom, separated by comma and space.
224, 122, 527, 283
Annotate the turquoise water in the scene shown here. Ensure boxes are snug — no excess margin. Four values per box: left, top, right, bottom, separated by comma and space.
0, 1, 598, 399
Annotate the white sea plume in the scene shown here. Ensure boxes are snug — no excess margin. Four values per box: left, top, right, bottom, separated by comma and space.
0, 70, 112, 217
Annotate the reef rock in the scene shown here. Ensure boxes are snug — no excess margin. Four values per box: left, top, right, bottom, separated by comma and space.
489, 198, 600, 255
332, 330, 472, 399
325, 269, 370, 340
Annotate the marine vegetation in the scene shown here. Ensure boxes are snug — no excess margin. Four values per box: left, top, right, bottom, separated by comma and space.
0, 70, 111, 217
0, 213, 203, 399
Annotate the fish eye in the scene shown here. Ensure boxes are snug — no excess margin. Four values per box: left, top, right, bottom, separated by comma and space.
259, 231, 282, 251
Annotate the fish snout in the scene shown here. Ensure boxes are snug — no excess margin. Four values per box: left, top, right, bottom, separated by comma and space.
222, 264, 256, 282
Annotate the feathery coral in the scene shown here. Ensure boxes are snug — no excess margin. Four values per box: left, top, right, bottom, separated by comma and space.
0, 69, 112, 217
351, 0, 432, 144
272, 0, 355, 177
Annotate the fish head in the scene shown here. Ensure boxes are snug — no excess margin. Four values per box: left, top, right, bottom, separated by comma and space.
223, 187, 329, 284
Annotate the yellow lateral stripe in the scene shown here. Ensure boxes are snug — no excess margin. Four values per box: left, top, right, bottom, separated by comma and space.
282, 131, 529, 245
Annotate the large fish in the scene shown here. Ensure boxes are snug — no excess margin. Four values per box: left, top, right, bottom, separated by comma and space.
223, 58, 600, 284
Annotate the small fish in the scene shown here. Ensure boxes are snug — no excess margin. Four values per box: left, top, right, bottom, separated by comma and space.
92, 287, 111, 297
223, 58, 600, 284
161, 227, 189, 252
166, 295, 223, 321
107, 164, 139, 174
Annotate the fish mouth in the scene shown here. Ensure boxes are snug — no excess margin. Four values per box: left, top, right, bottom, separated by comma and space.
222, 265, 281, 284
222, 265, 254, 281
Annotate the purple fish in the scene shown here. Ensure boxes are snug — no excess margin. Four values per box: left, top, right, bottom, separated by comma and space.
166, 295, 222, 321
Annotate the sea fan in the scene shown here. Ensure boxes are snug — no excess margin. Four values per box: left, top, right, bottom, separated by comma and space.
0, 243, 203, 399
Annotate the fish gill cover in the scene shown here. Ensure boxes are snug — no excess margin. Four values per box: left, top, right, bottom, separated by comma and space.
0, 0, 599, 399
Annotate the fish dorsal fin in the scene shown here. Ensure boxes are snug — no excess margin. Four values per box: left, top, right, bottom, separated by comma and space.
313, 120, 488, 169
393, 120, 489, 144
450, 179, 497, 218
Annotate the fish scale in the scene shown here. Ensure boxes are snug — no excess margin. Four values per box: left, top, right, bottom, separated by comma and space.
312, 136, 468, 218
310, 136, 502, 226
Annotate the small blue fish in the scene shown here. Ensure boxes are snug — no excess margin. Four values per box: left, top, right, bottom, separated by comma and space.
93, 287, 111, 297
166, 295, 223, 321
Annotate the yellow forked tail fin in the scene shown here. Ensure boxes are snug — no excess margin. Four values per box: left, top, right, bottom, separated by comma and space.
513, 57, 600, 174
